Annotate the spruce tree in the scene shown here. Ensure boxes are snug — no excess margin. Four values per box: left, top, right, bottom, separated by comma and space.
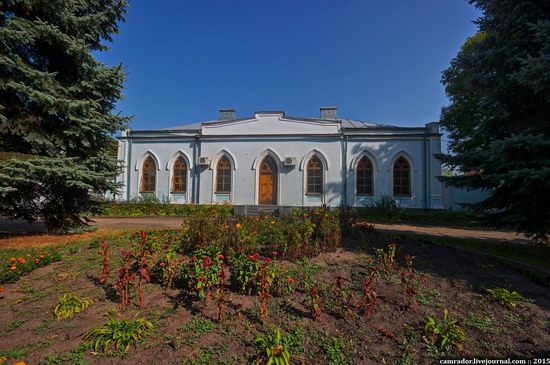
0, 0, 130, 233
439, 0, 550, 243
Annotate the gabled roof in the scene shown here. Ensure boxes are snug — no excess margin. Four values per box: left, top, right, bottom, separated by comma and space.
158, 112, 403, 132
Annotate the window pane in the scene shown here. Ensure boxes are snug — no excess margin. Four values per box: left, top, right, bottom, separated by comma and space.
140, 157, 156, 192
307, 155, 323, 193
216, 156, 231, 193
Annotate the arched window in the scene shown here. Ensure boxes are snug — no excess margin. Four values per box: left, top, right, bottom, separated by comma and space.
306, 155, 323, 194
393, 156, 410, 196
172, 157, 187, 192
356, 156, 373, 196
216, 155, 231, 193
140, 156, 156, 193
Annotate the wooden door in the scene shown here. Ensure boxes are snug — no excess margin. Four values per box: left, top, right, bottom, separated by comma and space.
259, 156, 277, 205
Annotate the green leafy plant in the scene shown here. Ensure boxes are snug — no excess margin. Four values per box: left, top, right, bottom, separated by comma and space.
375, 243, 397, 274
54, 293, 94, 320
84, 317, 153, 353
486, 288, 524, 307
230, 252, 261, 294
423, 309, 467, 353
255, 328, 291, 365
270, 261, 297, 297
180, 246, 224, 316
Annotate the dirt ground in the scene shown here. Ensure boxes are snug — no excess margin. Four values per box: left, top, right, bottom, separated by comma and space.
0, 233, 548, 364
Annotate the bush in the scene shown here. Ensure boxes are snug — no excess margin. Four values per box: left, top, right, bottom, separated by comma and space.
177, 207, 341, 261
310, 206, 341, 253
338, 204, 358, 237
364, 194, 407, 220
181, 204, 234, 250
98, 200, 233, 217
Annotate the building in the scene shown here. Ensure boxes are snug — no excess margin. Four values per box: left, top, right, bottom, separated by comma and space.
115, 107, 443, 209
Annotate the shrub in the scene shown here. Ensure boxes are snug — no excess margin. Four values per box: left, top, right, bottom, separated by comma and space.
54, 293, 94, 320
350, 223, 376, 241
84, 317, 153, 353
98, 200, 234, 217
365, 194, 406, 220
256, 218, 286, 255
310, 206, 341, 254
176, 206, 340, 261
281, 210, 315, 260
486, 288, 524, 308
181, 204, 233, 250
255, 328, 291, 365
338, 203, 358, 237
424, 309, 467, 353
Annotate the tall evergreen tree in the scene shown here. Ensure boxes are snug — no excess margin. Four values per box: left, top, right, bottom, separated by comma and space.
439, 0, 550, 243
0, 0, 130, 232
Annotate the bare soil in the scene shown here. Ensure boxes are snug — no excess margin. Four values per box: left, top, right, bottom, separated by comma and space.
0, 232, 548, 364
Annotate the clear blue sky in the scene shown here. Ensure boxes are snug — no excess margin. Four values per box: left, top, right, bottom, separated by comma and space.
95, 0, 480, 130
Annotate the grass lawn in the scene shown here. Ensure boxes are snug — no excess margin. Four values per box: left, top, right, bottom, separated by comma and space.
0, 225, 549, 364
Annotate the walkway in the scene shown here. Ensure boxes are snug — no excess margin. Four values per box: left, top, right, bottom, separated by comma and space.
92, 217, 528, 243
0, 216, 529, 248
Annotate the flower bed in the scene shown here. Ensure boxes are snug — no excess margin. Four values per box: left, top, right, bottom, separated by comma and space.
0, 250, 62, 284
180, 206, 341, 260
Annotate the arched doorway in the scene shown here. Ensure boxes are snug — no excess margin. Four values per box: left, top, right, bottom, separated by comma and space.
259, 155, 278, 205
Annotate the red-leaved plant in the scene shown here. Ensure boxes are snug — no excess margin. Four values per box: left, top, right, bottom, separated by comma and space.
98, 240, 110, 284
362, 269, 378, 316
310, 285, 322, 322
334, 276, 354, 319
136, 230, 152, 308
115, 248, 135, 307
400, 254, 426, 307
258, 257, 272, 321
110, 230, 154, 308
217, 259, 226, 323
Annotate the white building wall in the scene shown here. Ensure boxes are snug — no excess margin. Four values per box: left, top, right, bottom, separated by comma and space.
346, 139, 425, 208
197, 137, 342, 206
117, 113, 444, 209
126, 138, 196, 202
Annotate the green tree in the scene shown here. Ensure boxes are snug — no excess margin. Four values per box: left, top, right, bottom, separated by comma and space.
438, 0, 550, 243
0, 0, 130, 233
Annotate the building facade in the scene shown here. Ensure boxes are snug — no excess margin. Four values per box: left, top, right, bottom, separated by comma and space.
115, 107, 443, 209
